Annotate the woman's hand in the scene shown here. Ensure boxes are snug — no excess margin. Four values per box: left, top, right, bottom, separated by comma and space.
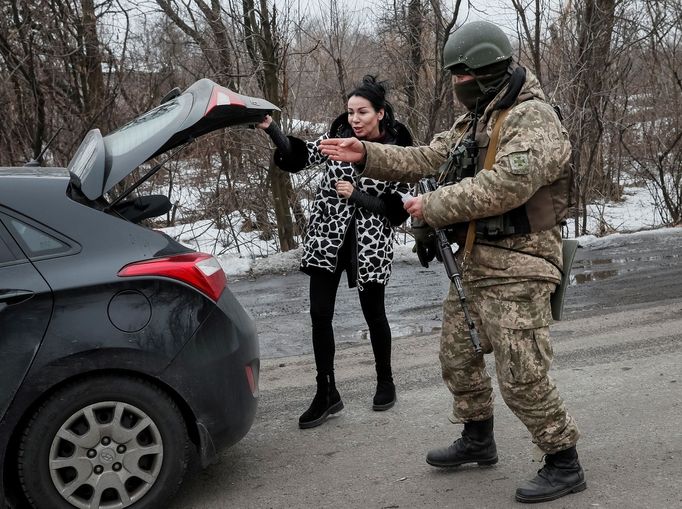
404, 195, 424, 220
255, 114, 273, 130
335, 180, 355, 198
319, 137, 366, 163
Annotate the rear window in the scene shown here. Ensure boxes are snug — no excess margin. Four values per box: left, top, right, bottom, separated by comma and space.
104, 99, 184, 158
4, 216, 70, 257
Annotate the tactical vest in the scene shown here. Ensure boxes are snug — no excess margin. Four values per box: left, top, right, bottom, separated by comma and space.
442, 95, 570, 241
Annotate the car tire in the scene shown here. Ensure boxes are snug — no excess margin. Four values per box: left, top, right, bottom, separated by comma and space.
17, 375, 189, 509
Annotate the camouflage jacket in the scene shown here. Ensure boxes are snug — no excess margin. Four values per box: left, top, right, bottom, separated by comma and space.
360, 69, 570, 286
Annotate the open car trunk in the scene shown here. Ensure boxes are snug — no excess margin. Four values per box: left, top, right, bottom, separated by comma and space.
67, 79, 278, 222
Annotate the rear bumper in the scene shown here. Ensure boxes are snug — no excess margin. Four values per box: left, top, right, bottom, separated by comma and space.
162, 287, 260, 466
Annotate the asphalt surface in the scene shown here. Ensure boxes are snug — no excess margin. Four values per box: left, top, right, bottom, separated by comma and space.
170, 228, 682, 509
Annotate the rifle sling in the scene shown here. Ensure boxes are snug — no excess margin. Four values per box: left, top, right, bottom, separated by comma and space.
463, 109, 510, 261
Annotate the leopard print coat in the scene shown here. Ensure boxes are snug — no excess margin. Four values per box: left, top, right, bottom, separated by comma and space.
274, 114, 413, 287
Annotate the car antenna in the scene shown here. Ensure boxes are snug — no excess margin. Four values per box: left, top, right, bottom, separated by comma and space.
104, 138, 195, 211
24, 128, 63, 167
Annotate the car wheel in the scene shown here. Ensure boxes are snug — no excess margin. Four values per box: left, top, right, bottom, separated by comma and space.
17, 375, 189, 509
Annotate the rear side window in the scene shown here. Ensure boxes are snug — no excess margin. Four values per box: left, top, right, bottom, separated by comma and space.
4, 216, 70, 257
0, 235, 15, 264
0, 221, 25, 265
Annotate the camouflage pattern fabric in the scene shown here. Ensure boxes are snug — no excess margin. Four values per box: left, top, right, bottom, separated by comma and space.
441, 280, 579, 453
358, 69, 579, 454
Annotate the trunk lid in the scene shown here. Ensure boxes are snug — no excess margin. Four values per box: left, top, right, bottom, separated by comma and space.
68, 79, 278, 201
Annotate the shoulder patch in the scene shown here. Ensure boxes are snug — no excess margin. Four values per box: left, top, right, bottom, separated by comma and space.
507, 150, 530, 175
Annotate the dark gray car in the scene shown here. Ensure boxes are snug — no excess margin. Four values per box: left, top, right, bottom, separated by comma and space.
0, 79, 277, 509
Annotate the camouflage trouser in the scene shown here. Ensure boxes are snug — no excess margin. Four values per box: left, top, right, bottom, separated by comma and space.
440, 280, 579, 454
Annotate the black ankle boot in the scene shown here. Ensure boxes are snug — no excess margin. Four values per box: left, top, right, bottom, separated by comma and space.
298, 374, 344, 429
372, 378, 396, 411
426, 416, 498, 467
515, 446, 586, 503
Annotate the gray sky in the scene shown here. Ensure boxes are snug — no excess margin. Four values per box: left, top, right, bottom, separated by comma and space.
288, 0, 521, 38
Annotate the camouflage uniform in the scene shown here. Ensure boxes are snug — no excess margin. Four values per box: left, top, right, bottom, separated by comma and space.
358, 69, 579, 454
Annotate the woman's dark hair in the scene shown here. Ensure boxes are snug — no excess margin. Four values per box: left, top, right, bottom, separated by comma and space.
347, 75, 397, 138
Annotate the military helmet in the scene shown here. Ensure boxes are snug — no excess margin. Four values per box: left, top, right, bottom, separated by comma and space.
443, 21, 513, 71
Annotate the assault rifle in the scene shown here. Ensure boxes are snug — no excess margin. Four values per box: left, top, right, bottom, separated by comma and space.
438, 110, 479, 185
418, 177, 482, 354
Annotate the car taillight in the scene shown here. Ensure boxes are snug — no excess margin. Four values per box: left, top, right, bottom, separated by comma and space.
118, 253, 227, 301
205, 85, 245, 115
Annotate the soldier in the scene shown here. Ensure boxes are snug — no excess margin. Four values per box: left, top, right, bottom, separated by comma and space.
319, 21, 586, 504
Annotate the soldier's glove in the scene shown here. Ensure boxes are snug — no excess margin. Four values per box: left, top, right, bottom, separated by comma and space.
411, 218, 439, 268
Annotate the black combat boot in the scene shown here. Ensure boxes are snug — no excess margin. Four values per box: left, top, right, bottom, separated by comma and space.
426, 416, 498, 467
515, 446, 586, 503
298, 373, 344, 429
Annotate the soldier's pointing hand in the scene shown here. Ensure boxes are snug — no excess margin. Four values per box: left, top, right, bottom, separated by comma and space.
320, 137, 366, 163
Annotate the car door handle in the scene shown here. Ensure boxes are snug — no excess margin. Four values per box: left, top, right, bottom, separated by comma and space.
0, 290, 35, 306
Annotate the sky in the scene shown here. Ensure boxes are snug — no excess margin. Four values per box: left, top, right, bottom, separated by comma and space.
288, 0, 522, 34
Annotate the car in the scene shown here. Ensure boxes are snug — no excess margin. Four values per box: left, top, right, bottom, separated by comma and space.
0, 79, 277, 509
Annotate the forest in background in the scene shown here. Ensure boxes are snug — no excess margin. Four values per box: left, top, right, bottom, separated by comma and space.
1, 0, 680, 253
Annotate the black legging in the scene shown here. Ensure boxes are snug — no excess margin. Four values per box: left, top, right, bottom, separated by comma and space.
309, 269, 392, 378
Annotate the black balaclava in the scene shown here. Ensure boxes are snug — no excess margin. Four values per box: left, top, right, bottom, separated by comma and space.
453, 59, 512, 113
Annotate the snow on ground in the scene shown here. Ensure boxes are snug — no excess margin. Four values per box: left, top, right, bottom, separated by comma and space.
159, 182, 676, 277
571, 185, 666, 234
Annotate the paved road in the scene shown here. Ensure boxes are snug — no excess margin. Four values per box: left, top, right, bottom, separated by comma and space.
170, 228, 682, 509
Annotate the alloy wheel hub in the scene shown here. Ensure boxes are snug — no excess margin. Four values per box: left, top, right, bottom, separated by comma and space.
48, 401, 164, 509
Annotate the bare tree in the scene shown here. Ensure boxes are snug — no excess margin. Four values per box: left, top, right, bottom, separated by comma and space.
151, 0, 300, 249
241, 0, 300, 250
511, 0, 544, 83
373, 0, 461, 142
0, 0, 126, 165
619, 0, 682, 225
544, 0, 619, 235
294, 0, 376, 113
155, 0, 239, 88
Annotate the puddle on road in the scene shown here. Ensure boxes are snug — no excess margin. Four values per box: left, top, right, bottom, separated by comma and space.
355, 323, 441, 340
571, 252, 680, 285
571, 270, 619, 284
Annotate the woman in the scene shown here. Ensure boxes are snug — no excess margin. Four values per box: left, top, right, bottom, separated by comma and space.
257, 75, 412, 429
